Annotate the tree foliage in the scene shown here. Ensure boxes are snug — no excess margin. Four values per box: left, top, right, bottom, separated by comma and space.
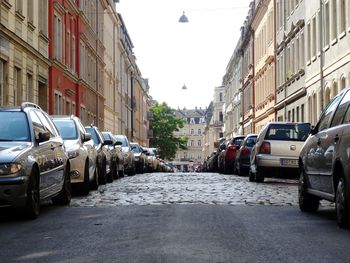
150, 102, 188, 160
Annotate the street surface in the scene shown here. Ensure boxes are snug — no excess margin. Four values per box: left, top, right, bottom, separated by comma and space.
1, 172, 349, 263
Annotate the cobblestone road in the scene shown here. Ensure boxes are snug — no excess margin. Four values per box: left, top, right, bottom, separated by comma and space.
71, 172, 333, 208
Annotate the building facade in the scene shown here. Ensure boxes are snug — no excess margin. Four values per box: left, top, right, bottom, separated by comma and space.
252, 0, 275, 133
0, 0, 49, 110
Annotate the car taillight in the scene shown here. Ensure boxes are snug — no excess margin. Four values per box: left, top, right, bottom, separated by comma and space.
226, 145, 237, 160
259, 142, 270, 154
240, 147, 250, 156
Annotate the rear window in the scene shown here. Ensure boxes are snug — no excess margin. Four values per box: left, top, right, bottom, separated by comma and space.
265, 124, 309, 142
52, 119, 78, 140
233, 138, 244, 147
246, 136, 257, 147
0, 112, 30, 141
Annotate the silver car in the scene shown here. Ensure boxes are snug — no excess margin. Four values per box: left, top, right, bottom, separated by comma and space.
52, 116, 97, 195
0, 103, 71, 219
249, 122, 311, 182
114, 135, 135, 176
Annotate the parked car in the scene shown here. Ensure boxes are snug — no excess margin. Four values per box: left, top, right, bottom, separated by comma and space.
51, 115, 97, 195
0, 102, 71, 219
299, 87, 350, 227
130, 142, 146, 173
234, 134, 257, 176
85, 126, 111, 184
206, 150, 220, 172
114, 135, 136, 176
218, 136, 245, 174
143, 147, 159, 172
102, 131, 125, 178
249, 122, 311, 183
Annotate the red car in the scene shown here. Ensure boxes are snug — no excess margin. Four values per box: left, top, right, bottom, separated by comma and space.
218, 136, 245, 174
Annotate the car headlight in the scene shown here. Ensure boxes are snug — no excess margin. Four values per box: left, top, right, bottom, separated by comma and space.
0, 163, 22, 175
67, 150, 80, 159
123, 152, 129, 158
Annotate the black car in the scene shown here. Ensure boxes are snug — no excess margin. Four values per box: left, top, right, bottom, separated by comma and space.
299, 87, 350, 228
234, 134, 257, 176
0, 102, 71, 219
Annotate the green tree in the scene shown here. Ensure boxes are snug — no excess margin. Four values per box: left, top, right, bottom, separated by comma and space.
150, 102, 188, 160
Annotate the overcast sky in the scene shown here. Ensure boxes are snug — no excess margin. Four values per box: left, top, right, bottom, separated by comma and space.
117, 0, 251, 109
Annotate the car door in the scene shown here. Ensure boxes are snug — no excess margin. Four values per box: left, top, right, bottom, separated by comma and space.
305, 93, 343, 193
28, 110, 58, 198
77, 120, 95, 180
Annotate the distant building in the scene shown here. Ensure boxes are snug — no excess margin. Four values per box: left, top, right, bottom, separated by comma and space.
173, 107, 206, 172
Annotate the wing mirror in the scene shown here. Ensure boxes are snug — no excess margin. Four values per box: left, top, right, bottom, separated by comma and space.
115, 141, 122, 146
37, 131, 50, 143
103, 139, 113, 146
83, 132, 92, 142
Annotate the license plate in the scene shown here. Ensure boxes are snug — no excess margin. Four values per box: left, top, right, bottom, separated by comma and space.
280, 158, 298, 166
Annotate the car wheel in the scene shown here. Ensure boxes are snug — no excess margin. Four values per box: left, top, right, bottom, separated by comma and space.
113, 160, 119, 180
107, 159, 114, 183
24, 168, 40, 219
298, 168, 319, 212
119, 166, 125, 178
90, 166, 99, 190
52, 163, 72, 205
248, 169, 256, 182
98, 158, 107, 185
80, 160, 90, 196
336, 176, 350, 228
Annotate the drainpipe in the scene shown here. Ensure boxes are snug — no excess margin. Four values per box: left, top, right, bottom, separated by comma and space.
95, 0, 99, 127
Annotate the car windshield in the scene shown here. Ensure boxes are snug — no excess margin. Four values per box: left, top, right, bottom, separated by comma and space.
131, 144, 141, 153
52, 119, 78, 140
265, 124, 309, 141
0, 112, 30, 141
85, 127, 99, 145
115, 135, 128, 147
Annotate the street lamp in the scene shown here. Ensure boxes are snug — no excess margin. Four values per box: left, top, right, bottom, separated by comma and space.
179, 11, 189, 23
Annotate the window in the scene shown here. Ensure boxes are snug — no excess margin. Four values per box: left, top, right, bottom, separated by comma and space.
331, 0, 337, 40
27, 73, 34, 102
331, 91, 350, 127
219, 112, 223, 122
190, 129, 194, 135
190, 140, 194, 147
198, 129, 201, 135
14, 67, 22, 106
300, 31, 305, 66
317, 94, 342, 131
219, 92, 223, 102
35, 110, 56, 137
307, 22, 311, 62
72, 36, 76, 73
312, 16, 316, 57
15, 0, 23, 13
198, 140, 201, 147
54, 13, 63, 62
67, 31, 71, 68
54, 91, 63, 114
29, 110, 46, 139
79, 42, 85, 79
27, 0, 33, 23
0, 59, 7, 106
339, 0, 346, 33
39, 0, 48, 35
190, 118, 195, 124
324, 1, 330, 46
301, 104, 305, 122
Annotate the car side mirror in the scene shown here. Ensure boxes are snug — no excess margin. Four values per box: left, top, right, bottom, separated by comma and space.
83, 132, 92, 142
37, 131, 50, 143
115, 141, 122, 146
103, 139, 113, 146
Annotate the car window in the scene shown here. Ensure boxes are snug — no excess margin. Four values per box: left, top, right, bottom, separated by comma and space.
30, 111, 47, 140
233, 138, 244, 147
131, 144, 141, 153
317, 94, 342, 132
52, 119, 78, 140
85, 127, 99, 145
35, 111, 56, 137
330, 91, 350, 127
246, 137, 257, 147
75, 118, 86, 138
265, 124, 307, 141
0, 112, 30, 141
115, 135, 128, 147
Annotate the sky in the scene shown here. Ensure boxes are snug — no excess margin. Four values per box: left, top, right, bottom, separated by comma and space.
116, 0, 251, 109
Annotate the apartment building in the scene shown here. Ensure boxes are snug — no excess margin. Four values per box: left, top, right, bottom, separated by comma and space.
173, 107, 206, 172
240, 2, 256, 135
223, 40, 243, 138
0, 0, 49, 110
252, 0, 275, 133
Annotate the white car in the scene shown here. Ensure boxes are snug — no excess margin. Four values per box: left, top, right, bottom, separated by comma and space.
52, 115, 98, 195
114, 135, 136, 176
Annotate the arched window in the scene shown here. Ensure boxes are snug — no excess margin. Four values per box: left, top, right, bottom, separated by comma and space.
331, 81, 338, 98
341, 76, 346, 90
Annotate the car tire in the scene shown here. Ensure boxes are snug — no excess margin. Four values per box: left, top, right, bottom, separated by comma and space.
98, 158, 107, 185
113, 160, 119, 180
298, 169, 319, 212
255, 167, 264, 183
107, 159, 114, 183
90, 167, 99, 190
24, 167, 40, 219
336, 175, 350, 228
52, 163, 72, 205
80, 160, 90, 196
119, 167, 125, 178
248, 169, 256, 182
